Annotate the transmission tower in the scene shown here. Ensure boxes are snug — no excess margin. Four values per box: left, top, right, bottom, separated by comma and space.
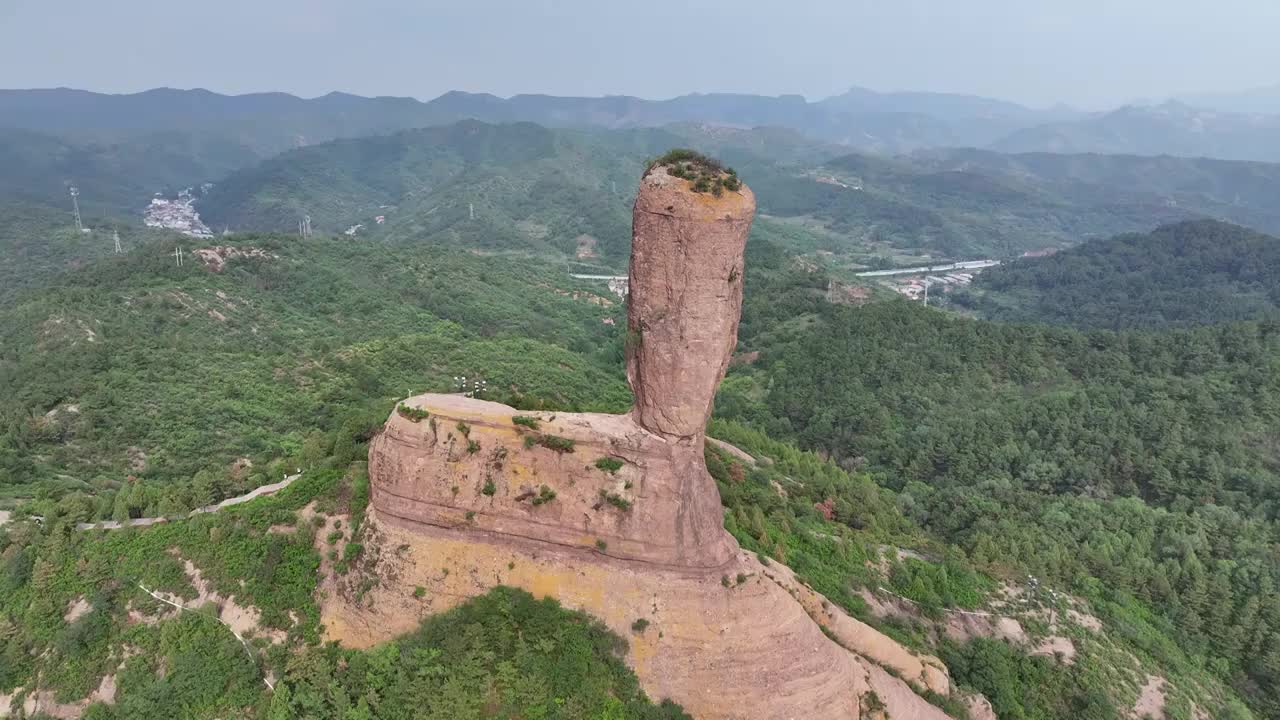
69, 186, 83, 232
298, 215, 313, 240
469, 203, 475, 221
112, 228, 123, 254
173, 246, 184, 268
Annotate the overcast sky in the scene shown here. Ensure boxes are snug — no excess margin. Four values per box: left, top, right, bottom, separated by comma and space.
2, 0, 1277, 109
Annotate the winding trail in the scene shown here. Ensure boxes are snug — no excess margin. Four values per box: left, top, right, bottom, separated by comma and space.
75, 473, 301, 531
136, 583, 274, 689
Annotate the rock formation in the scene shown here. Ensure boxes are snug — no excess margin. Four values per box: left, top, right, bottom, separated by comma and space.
344, 156, 965, 718
627, 164, 754, 439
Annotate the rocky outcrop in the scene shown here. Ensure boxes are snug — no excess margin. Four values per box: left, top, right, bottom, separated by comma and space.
191, 246, 275, 272
627, 164, 754, 439
357, 156, 963, 718
371, 396, 736, 569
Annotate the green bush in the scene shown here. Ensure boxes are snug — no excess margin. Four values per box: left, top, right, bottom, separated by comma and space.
600, 491, 632, 511
535, 434, 576, 453
397, 404, 430, 422
342, 542, 363, 563
512, 415, 541, 430
648, 149, 741, 195
595, 456, 624, 474
531, 485, 557, 506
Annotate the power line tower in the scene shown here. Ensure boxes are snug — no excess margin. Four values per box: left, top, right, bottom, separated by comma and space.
298, 215, 313, 240
112, 228, 123, 254
469, 203, 475, 221
173, 246, 184, 268
69, 186, 83, 232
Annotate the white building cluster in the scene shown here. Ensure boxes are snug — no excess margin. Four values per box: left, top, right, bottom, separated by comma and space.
143, 189, 213, 238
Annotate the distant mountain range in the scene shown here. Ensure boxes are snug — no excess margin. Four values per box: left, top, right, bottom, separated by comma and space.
993, 101, 1280, 162
8, 86, 1280, 263
1178, 83, 1280, 115
0, 85, 1072, 158
7, 86, 1280, 166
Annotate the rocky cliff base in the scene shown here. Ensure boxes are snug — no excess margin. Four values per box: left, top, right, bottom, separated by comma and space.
320, 513, 957, 720
343, 393, 959, 719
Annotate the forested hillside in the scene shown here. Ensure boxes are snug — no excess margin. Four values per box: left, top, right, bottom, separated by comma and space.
0, 128, 260, 215
199, 120, 1280, 263
198, 121, 669, 263
957, 220, 1280, 328
0, 232, 628, 500
718, 254, 1280, 717
7, 123, 1280, 718
755, 149, 1280, 258
0, 215, 1274, 717
912, 148, 1280, 237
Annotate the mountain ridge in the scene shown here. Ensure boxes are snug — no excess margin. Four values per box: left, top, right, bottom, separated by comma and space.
0, 86, 1067, 156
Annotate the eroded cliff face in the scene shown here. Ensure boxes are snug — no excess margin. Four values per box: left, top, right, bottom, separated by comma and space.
350, 159, 964, 719
371, 396, 736, 569
627, 165, 755, 440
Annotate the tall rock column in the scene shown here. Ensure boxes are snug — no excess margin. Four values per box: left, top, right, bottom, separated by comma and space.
627, 160, 756, 440
625, 157, 754, 567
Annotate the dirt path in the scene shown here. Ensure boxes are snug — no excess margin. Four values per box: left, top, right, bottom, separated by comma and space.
136, 582, 273, 689
75, 474, 301, 531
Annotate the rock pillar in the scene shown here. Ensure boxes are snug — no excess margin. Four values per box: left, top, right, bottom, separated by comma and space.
627, 163, 756, 439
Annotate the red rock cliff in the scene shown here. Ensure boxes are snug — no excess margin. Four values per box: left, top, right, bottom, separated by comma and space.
627, 164, 755, 439
354, 157, 961, 719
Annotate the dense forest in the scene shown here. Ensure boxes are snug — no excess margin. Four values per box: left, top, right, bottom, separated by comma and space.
3, 211, 1274, 718
0, 231, 629, 501
955, 220, 1280, 329
718, 248, 1280, 716
194, 119, 1280, 262
6, 130, 1280, 719
1, 463, 691, 719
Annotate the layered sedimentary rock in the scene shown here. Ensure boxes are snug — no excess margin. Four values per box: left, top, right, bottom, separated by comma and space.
628, 165, 755, 439
352, 158, 962, 718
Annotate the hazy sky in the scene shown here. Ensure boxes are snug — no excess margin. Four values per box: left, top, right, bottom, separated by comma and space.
2, 0, 1277, 109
